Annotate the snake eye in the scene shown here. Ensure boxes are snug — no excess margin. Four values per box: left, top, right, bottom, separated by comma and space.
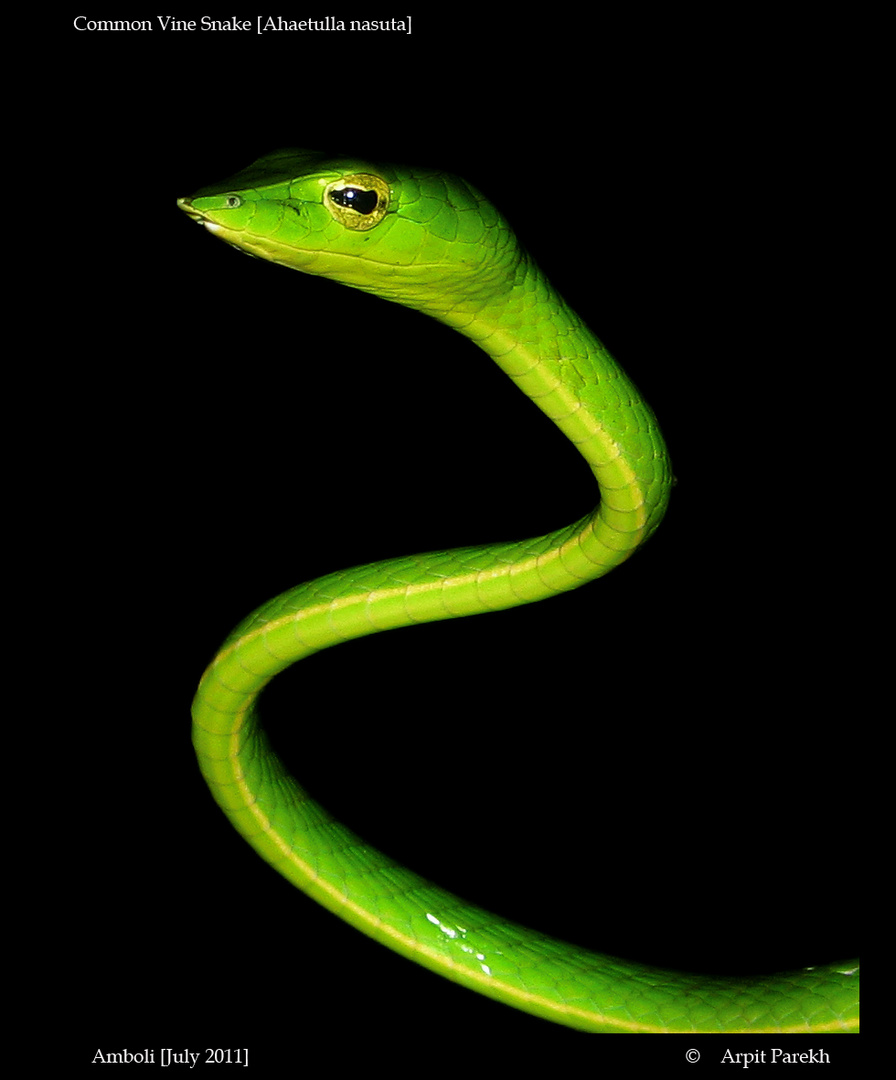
323, 173, 390, 231
225, 194, 241, 208
331, 187, 379, 215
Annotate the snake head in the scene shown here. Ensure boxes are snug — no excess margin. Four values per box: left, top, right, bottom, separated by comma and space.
178, 149, 520, 321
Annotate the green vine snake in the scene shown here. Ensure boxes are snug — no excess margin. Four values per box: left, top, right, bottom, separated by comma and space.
181, 150, 859, 1034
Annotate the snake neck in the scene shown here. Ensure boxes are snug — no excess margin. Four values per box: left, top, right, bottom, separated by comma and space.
416, 251, 672, 568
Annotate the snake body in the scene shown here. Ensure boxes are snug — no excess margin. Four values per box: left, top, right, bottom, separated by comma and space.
181, 150, 859, 1033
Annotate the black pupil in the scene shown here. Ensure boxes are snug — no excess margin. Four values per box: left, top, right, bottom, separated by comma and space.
331, 187, 378, 215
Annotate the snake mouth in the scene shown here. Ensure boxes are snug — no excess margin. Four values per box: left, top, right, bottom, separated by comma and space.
177, 197, 239, 246
176, 196, 203, 222
177, 197, 228, 233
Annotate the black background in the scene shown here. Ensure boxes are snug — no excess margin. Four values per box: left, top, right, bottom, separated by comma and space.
57, 8, 863, 1072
